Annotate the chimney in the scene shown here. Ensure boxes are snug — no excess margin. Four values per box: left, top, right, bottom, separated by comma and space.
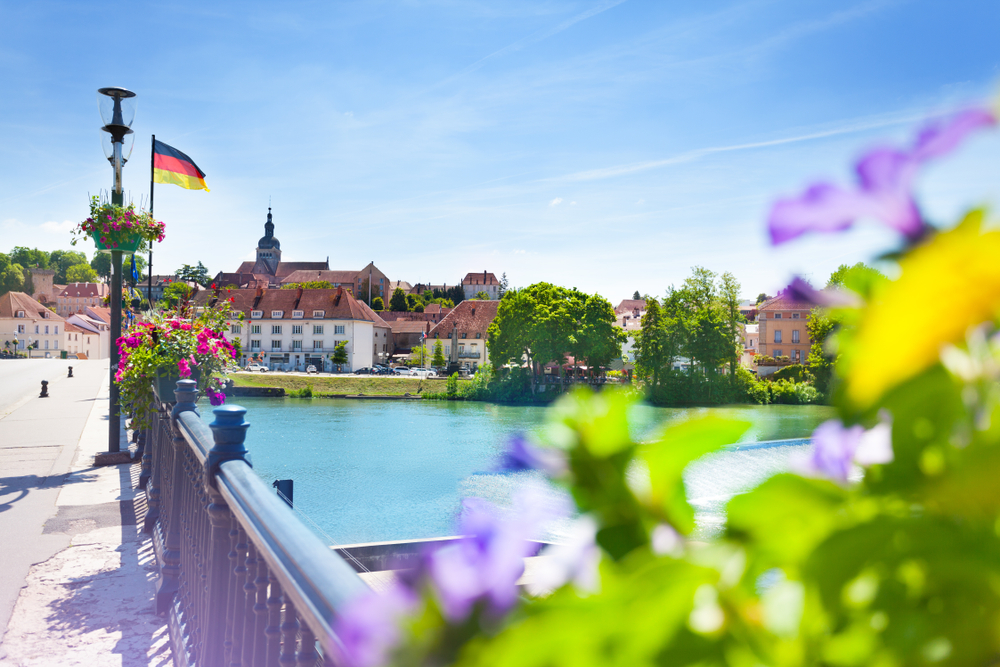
296, 287, 303, 301
256, 287, 263, 298
483, 270, 487, 284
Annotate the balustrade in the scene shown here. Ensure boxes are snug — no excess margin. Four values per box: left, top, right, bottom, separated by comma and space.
143, 379, 366, 665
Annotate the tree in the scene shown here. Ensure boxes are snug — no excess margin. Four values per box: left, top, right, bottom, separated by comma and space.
332, 341, 349, 371
175, 261, 211, 287
9, 247, 48, 269
66, 263, 98, 283
432, 340, 446, 367
282, 281, 333, 290
755, 293, 771, 305
406, 294, 419, 310
49, 250, 88, 284
826, 262, 887, 295
446, 285, 465, 306
578, 294, 627, 373
473, 291, 491, 300
718, 271, 744, 381
634, 297, 666, 390
0, 253, 25, 296
372, 296, 385, 311
89, 251, 146, 284
389, 287, 408, 312
498, 273, 509, 299
414, 303, 425, 312
163, 281, 193, 306
633, 290, 641, 300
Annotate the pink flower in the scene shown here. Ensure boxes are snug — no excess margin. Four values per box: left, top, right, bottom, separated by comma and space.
177, 358, 192, 378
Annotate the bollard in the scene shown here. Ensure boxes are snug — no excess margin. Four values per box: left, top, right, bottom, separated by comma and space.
67, 366, 74, 378
39, 380, 49, 398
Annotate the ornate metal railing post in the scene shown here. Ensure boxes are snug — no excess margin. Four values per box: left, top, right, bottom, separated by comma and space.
143, 403, 168, 534
203, 404, 249, 666
156, 379, 199, 615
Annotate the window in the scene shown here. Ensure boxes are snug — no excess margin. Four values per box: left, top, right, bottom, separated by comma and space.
15, 310, 24, 318
792, 313, 800, 319
271, 310, 283, 318
271, 340, 282, 350
334, 325, 345, 335
231, 324, 242, 334
313, 340, 323, 350
476, 333, 481, 339
792, 330, 800, 343
313, 325, 323, 334
292, 340, 302, 350
459, 344, 465, 353
774, 330, 782, 343
17, 325, 24, 334
313, 310, 324, 318
292, 325, 303, 335
251, 310, 263, 319
461, 333, 467, 339
251, 325, 261, 335
251, 340, 261, 350
445, 346, 451, 356
44, 340, 49, 349
292, 310, 303, 319
272, 325, 282, 334
35, 325, 39, 334
794, 350, 800, 362
54, 326, 58, 334
774, 313, 782, 319
54, 341, 58, 349
231, 311, 240, 319
774, 349, 783, 357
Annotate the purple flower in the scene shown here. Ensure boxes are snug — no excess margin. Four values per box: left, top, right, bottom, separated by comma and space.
769, 108, 995, 245
177, 358, 191, 378
525, 515, 601, 597
497, 433, 568, 476
787, 276, 861, 308
333, 584, 419, 667
206, 386, 226, 406
427, 485, 558, 621
793, 418, 893, 484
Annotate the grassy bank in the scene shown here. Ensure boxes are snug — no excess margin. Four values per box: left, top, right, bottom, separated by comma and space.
231, 372, 470, 397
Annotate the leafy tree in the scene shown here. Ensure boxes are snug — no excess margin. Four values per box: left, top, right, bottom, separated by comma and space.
331, 341, 348, 371
9, 247, 48, 269
371, 296, 384, 311
718, 271, 744, 381
89, 251, 146, 284
163, 281, 193, 306
175, 261, 211, 287
432, 340, 446, 367
498, 272, 509, 299
406, 294, 419, 310
414, 303, 425, 312
634, 297, 666, 390
827, 261, 885, 288
48, 250, 88, 284
473, 291, 491, 300
632, 290, 641, 300
66, 263, 98, 283
0, 253, 25, 296
281, 281, 333, 290
755, 292, 771, 304
578, 294, 627, 373
389, 287, 408, 312
356, 277, 381, 306
446, 285, 465, 306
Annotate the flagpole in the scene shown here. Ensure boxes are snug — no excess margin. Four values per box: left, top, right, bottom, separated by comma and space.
148, 134, 154, 307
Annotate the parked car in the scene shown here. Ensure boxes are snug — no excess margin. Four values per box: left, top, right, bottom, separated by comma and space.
245, 363, 268, 373
354, 367, 376, 375
393, 367, 413, 375
305, 365, 318, 374
412, 368, 438, 378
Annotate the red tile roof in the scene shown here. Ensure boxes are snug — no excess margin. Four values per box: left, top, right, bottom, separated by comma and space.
0, 292, 64, 320
461, 272, 498, 286
280, 269, 361, 285
426, 300, 499, 340
59, 283, 109, 298
234, 261, 330, 279
194, 287, 380, 323
615, 299, 647, 314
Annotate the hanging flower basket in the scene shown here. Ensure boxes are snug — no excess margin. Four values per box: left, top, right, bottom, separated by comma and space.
90, 230, 143, 254
152, 366, 202, 403
72, 195, 165, 254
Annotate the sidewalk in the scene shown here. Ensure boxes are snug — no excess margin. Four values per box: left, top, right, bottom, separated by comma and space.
0, 362, 169, 666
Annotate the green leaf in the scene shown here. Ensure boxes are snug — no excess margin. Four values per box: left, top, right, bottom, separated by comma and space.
641, 416, 749, 533
726, 474, 846, 569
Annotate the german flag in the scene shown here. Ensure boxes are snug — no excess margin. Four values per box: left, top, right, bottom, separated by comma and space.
153, 140, 209, 191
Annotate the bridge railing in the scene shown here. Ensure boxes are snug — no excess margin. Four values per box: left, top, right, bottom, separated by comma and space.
142, 379, 366, 666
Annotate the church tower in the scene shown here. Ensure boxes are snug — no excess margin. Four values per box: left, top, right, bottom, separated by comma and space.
254, 208, 282, 274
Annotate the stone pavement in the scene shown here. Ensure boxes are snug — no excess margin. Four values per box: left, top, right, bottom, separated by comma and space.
0, 360, 170, 666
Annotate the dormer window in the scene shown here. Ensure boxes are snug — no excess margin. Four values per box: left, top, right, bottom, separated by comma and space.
292, 310, 303, 319
16, 310, 24, 318
271, 310, 283, 318
251, 310, 263, 319
313, 310, 324, 318
230, 311, 240, 319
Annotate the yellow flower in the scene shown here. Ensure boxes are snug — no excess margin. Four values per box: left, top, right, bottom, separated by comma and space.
844, 210, 1000, 407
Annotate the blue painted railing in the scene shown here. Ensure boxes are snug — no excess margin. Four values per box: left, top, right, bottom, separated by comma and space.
141, 379, 366, 666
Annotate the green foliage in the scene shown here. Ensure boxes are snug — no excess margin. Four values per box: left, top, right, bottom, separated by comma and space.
289, 384, 314, 398
414, 303, 425, 312
372, 296, 385, 310
446, 372, 459, 397
768, 378, 821, 404
0, 253, 25, 296
771, 363, 811, 383
632, 290, 641, 300
498, 273, 509, 299
826, 261, 886, 288
390, 287, 409, 311
756, 292, 771, 304
48, 250, 88, 283
174, 261, 211, 287
162, 281, 193, 306
473, 291, 491, 300
432, 340, 446, 367
487, 283, 624, 392
281, 281, 333, 289
9, 246, 50, 269
332, 341, 349, 368
65, 263, 98, 283
406, 293, 419, 310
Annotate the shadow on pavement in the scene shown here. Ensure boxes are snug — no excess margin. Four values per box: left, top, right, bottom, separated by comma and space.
0, 469, 98, 515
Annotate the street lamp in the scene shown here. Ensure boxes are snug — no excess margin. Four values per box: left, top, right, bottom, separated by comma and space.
98, 86, 136, 453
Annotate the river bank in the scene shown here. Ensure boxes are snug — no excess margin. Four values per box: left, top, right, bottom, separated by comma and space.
230, 372, 471, 397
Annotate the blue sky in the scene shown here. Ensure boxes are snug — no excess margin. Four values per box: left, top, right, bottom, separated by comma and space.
1, 0, 998, 302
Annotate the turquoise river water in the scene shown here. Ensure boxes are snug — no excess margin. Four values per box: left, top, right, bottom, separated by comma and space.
200, 398, 833, 545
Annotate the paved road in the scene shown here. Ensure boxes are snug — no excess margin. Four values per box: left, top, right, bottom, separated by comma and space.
0, 359, 108, 648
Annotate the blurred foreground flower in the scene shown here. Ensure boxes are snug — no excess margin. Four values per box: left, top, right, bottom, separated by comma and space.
793, 418, 893, 484
768, 108, 995, 244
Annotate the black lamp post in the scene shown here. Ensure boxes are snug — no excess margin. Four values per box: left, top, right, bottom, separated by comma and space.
98, 86, 136, 453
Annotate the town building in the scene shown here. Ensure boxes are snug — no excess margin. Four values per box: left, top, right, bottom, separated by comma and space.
757, 292, 812, 364
64, 307, 112, 359
220, 209, 330, 288
195, 286, 392, 372
425, 300, 499, 371
741, 323, 759, 368
0, 291, 66, 357
461, 272, 500, 300
28, 267, 62, 308
279, 262, 389, 304
55, 283, 110, 317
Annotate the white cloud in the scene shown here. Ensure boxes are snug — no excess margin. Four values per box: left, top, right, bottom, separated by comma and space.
41, 220, 76, 234
571, 201, 577, 205
549, 197, 563, 206
635, 199, 645, 205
